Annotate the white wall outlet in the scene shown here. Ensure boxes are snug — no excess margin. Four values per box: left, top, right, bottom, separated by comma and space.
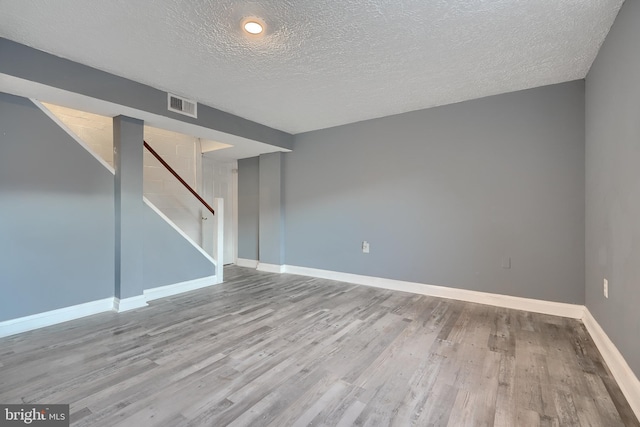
604, 278, 609, 298
362, 241, 370, 254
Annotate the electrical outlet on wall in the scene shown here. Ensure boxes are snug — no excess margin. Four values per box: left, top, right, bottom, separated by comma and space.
362, 241, 370, 254
604, 278, 609, 298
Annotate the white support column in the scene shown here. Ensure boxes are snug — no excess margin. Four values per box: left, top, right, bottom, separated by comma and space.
213, 198, 224, 283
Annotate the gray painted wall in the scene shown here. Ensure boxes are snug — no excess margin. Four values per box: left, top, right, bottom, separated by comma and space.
0, 92, 114, 321
585, 0, 640, 376
142, 203, 215, 288
0, 38, 293, 151
114, 116, 145, 299
259, 153, 285, 265
0, 91, 217, 321
238, 157, 260, 260
284, 81, 585, 304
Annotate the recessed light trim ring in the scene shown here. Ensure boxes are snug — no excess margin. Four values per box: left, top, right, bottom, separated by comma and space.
242, 18, 265, 35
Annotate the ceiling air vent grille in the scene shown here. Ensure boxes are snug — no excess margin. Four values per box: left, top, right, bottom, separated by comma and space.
167, 93, 197, 118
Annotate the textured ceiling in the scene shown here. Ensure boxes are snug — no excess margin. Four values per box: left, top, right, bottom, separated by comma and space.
0, 0, 624, 134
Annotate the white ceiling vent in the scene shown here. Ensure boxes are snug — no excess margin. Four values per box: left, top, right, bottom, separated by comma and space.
167, 93, 197, 118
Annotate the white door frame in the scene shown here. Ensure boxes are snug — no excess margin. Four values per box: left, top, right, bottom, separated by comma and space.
201, 156, 238, 265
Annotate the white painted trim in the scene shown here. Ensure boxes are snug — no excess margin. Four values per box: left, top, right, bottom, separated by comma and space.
0, 275, 222, 337
582, 308, 640, 419
232, 162, 239, 265
113, 295, 148, 313
0, 298, 114, 338
283, 265, 584, 319
257, 263, 286, 274
144, 275, 219, 302
236, 258, 259, 269
213, 198, 224, 283
143, 197, 217, 266
31, 98, 116, 174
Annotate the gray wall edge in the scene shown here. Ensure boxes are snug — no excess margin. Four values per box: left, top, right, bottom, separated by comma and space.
0, 37, 293, 150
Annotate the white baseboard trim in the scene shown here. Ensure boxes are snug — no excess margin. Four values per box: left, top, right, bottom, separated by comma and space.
0, 275, 222, 337
236, 258, 259, 269
283, 265, 585, 319
582, 308, 640, 419
144, 275, 219, 302
257, 263, 286, 274
0, 297, 114, 338
113, 295, 148, 313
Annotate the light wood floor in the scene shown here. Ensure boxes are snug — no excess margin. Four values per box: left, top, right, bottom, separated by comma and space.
1, 266, 637, 426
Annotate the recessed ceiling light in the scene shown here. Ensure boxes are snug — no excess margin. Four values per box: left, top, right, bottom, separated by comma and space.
243, 20, 264, 35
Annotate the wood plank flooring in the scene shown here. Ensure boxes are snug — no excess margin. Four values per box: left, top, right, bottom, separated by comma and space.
1, 266, 638, 426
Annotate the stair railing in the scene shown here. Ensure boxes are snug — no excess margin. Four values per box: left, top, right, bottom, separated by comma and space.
143, 141, 214, 215
144, 140, 223, 282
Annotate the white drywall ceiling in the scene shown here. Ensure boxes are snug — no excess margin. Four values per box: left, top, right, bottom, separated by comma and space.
0, 0, 624, 134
